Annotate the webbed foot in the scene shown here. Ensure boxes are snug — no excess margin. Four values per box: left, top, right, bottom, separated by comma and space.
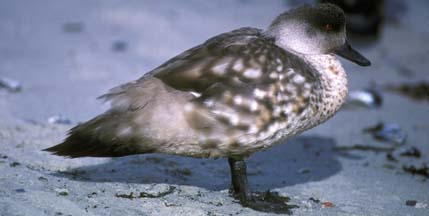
238, 191, 298, 214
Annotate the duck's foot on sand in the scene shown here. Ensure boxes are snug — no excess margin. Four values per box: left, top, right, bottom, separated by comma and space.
228, 158, 298, 214
236, 191, 299, 214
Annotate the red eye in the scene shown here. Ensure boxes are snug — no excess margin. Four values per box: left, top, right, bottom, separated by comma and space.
324, 24, 333, 31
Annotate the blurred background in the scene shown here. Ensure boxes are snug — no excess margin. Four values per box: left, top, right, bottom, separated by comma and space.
1, 1, 428, 215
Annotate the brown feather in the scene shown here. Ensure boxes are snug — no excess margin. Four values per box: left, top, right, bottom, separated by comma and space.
43, 111, 154, 158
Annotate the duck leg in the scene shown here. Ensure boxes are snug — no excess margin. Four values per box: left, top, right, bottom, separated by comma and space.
228, 158, 298, 214
228, 157, 251, 201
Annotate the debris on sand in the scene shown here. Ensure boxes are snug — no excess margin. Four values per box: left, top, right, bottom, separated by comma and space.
336, 126, 428, 180
308, 197, 320, 203
306, 197, 335, 209
55, 188, 69, 196
345, 89, 383, 108
387, 146, 423, 162
0, 77, 22, 92
385, 82, 429, 101
396, 146, 421, 158
139, 186, 176, 198
115, 192, 135, 199
9, 162, 21, 167
333, 145, 394, 153
47, 115, 72, 125
402, 163, 429, 178
115, 186, 176, 199
363, 122, 407, 145
115, 192, 136, 199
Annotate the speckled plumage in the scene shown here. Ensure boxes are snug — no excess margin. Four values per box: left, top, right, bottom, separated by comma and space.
44, 4, 371, 212
45, 4, 365, 160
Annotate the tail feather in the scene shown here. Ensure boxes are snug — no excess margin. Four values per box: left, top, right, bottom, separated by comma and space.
43, 112, 154, 158
43, 135, 131, 158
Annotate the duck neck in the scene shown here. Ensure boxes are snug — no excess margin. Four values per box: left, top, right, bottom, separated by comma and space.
304, 54, 348, 121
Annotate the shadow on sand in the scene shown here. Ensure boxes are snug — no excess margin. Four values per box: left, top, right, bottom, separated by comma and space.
54, 135, 342, 191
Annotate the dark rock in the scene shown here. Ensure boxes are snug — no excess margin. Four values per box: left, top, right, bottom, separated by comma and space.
405, 200, 417, 207
15, 188, 26, 193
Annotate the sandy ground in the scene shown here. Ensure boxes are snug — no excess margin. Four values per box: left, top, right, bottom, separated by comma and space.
1, 0, 429, 215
